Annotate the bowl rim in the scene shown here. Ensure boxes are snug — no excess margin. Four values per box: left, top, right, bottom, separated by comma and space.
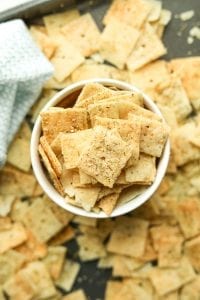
31, 78, 170, 218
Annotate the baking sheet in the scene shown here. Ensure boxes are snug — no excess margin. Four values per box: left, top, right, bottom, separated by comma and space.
51, 1, 199, 299
6, 0, 200, 299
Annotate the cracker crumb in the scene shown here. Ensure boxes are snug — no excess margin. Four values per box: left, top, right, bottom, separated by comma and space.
187, 36, 194, 44
179, 10, 194, 21
189, 26, 200, 39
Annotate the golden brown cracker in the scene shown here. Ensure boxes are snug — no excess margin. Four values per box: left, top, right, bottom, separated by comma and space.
107, 216, 149, 257
40, 107, 88, 143
125, 154, 156, 184
127, 23, 167, 71
0, 223, 27, 254
103, 0, 153, 29
61, 13, 101, 57
61, 129, 94, 169
99, 19, 140, 69
79, 126, 133, 188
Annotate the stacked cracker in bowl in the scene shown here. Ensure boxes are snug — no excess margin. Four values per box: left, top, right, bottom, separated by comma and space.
1, 0, 200, 299
38, 82, 169, 215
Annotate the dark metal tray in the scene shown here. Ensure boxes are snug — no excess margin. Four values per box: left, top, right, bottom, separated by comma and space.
3, 0, 199, 299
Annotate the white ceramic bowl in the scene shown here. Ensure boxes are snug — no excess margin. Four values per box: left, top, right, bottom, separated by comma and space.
31, 78, 170, 218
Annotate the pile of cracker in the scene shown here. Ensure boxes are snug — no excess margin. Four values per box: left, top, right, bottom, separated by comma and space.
30, 0, 171, 89
39, 82, 169, 214
0, 0, 200, 299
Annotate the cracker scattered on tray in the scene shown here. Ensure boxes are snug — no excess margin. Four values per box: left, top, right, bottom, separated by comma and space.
107, 216, 149, 257
99, 19, 140, 69
56, 260, 80, 292
61, 13, 101, 57
149, 257, 195, 296
50, 40, 85, 82
103, 0, 153, 29
127, 23, 167, 71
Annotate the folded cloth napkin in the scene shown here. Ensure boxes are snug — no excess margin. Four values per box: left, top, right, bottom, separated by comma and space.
0, 19, 53, 168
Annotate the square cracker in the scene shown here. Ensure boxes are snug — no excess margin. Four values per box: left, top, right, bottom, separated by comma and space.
56, 260, 80, 292
125, 154, 156, 184
94, 117, 141, 166
61, 13, 101, 57
79, 126, 133, 188
7, 136, 31, 172
51, 40, 84, 82
39, 144, 64, 195
169, 57, 200, 110
153, 75, 192, 121
129, 114, 169, 157
107, 216, 149, 257
0, 250, 26, 285
127, 23, 167, 71
43, 9, 80, 37
77, 234, 106, 261
4, 261, 56, 300
129, 60, 170, 94
99, 19, 140, 69
22, 197, 64, 242
98, 193, 119, 215
150, 224, 184, 268
172, 197, 200, 239
149, 257, 195, 296
61, 129, 94, 169
40, 136, 62, 177
21, 262, 56, 299
0, 223, 27, 254
171, 123, 200, 166
15, 229, 47, 261
42, 246, 66, 280
40, 107, 88, 143
103, 0, 153, 29
0, 166, 36, 198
